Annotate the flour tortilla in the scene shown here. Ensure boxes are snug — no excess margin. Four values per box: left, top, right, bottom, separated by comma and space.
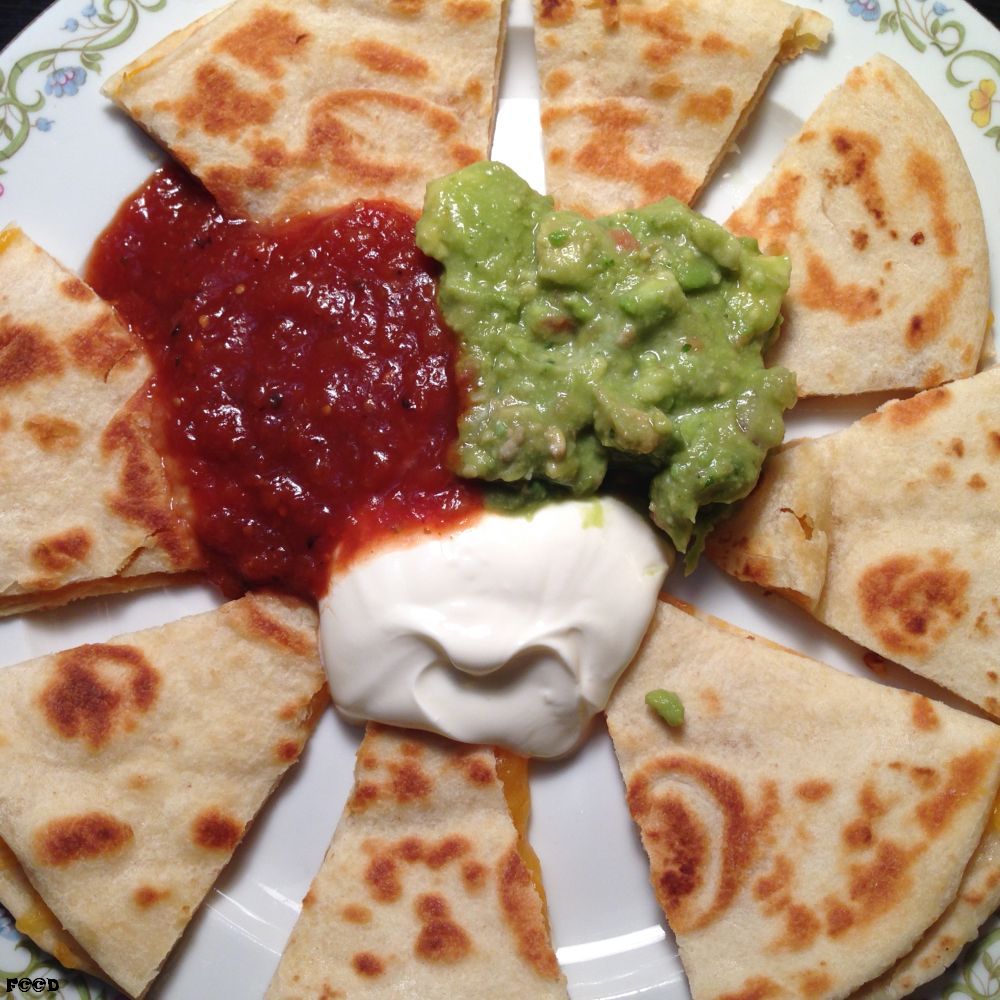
606, 597, 1000, 1000
534, 0, 829, 216
0, 592, 326, 998
104, 0, 508, 220
0, 225, 201, 616
266, 723, 568, 1000
0, 838, 100, 976
728, 55, 989, 396
854, 801, 1000, 1000
708, 367, 1000, 720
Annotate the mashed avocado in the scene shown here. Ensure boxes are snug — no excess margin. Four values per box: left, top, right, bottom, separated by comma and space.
415, 162, 794, 562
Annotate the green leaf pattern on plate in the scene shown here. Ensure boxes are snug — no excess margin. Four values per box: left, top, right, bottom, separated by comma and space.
0, 0, 166, 180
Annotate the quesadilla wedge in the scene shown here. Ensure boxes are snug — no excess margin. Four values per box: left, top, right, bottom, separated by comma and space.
606, 597, 1000, 1000
0, 591, 326, 999
728, 55, 989, 396
534, 0, 830, 216
0, 226, 201, 616
266, 723, 568, 999
103, 0, 509, 220
708, 367, 1000, 719
853, 799, 1000, 1000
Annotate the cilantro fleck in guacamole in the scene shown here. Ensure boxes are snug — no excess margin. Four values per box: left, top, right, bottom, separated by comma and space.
415, 162, 795, 563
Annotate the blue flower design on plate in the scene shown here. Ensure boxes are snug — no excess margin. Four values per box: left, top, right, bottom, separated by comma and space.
847, 0, 880, 19
81, 2, 97, 14
62, 16, 79, 31
932, 1, 952, 12
0, 904, 15, 938
35, 117, 54, 131
44, 66, 87, 97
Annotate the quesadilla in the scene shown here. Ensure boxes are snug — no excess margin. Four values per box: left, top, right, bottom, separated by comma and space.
0, 591, 326, 999
728, 55, 989, 396
0, 225, 201, 616
266, 723, 568, 999
104, 0, 509, 221
854, 799, 1000, 999
534, 0, 830, 216
606, 597, 1000, 1000
708, 367, 1000, 719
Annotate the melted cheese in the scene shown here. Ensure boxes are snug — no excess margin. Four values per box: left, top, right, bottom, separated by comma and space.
495, 749, 548, 910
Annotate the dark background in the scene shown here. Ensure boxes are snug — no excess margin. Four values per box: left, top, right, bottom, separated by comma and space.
1, 0, 997, 47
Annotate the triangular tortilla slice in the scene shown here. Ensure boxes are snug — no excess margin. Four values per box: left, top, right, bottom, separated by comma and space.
103, 0, 509, 221
534, 0, 830, 215
266, 723, 568, 999
0, 226, 201, 616
0, 592, 326, 998
708, 367, 1000, 719
854, 803, 1000, 999
728, 55, 989, 396
606, 597, 1000, 1000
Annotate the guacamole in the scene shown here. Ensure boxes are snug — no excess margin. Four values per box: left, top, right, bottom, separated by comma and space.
415, 162, 794, 561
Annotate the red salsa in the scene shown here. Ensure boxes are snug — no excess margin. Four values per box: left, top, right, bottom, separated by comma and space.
87, 165, 481, 599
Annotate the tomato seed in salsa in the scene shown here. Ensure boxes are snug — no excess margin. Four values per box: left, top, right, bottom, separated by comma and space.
86, 165, 481, 600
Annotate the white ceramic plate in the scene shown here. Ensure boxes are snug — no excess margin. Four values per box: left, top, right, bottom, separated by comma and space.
1, 0, 999, 997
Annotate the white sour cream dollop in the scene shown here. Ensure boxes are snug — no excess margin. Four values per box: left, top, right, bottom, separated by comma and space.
319, 497, 672, 758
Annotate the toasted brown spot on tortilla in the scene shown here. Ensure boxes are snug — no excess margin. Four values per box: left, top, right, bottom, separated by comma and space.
59, 277, 91, 301
275, 738, 301, 762
717, 977, 781, 1000
680, 86, 732, 124
728, 171, 803, 254
847, 839, 915, 921
931, 460, 953, 483
341, 903, 372, 923
797, 971, 833, 998
215, 6, 309, 78
41, 643, 159, 748
777, 903, 821, 951
850, 228, 869, 251
389, 759, 433, 802
825, 128, 888, 229
350, 782, 379, 811
915, 749, 989, 834
191, 808, 243, 850
101, 385, 198, 568
463, 756, 493, 784
427, 836, 469, 868
413, 893, 472, 963
909, 765, 938, 788
462, 860, 486, 890
538, 0, 574, 24
628, 756, 768, 933
449, 142, 480, 167
173, 64, 277, 138
446, 0, 491, 20
497, 848, 561, 978
700, 31, 742, 54
799, 252, 880, 323
23, 415, 82, 452
0, 321, 63, 388
31, 528, 92, 573
969, 473, 987, 491
127, 773, 151, 790
650, 72, 682, 99
544, 67, 573, 97
911, 230, 925, 245
365, 854, 401, 903
352, 951, 385, 977
922, 363, 945, 388
545, 100, 698, 204
886, 386, 952, 428
134, 885, 170, 908
842, 820, 873, 849
753, 854, 792, 902
352, 39, 429, 77
859, 551, 970, 657
396, 836, 424, 862
905, 268, 971, 348
825, 899, 854, 936
948, 437, 965, 457
906, 148, 957, 257
795, 780, 832, 802
68, 315, 137, 375
239, 599, 314, 657
36, 812, 133, 866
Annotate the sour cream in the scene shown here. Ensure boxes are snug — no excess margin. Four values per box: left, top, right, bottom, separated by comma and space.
319, 497, 672, 758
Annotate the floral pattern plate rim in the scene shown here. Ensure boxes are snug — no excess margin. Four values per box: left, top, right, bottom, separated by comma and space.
1, 0, 999, 999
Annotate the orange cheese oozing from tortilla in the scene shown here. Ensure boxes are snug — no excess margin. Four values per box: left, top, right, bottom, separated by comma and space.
494, 749, 548, 910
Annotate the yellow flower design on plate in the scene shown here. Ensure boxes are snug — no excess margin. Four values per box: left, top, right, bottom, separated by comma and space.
970, 78, 997, 128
